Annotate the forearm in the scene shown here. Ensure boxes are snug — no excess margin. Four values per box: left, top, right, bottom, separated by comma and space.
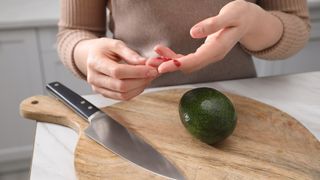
57, 28, 99, 79
239, 3, 283, 52
57, 0, 107, 79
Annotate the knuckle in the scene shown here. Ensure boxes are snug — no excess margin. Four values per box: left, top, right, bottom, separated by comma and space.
95, 37, 109, 46
203, 19, 215, 33
109, 66, 121, 78
119, 93, 130, 101
233, 0, 249, 13
207, 18, 216, 26
233, 0, 246, 6
113, 40, 125, 49
104, 77, 112, 88
117, 81, 128, 92
223, 0, 249, 25
99, 37, 109, 42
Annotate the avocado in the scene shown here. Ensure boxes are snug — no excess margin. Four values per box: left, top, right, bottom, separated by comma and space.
179, 87, 237, 145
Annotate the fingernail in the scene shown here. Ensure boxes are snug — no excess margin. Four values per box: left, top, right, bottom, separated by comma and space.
192, 26, 203, 37
147, 69, 158, 77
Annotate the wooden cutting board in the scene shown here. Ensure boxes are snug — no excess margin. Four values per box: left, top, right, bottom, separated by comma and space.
20, 89, 320, 179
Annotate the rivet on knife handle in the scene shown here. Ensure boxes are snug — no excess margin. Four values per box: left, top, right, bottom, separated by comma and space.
46, 81, 99, 121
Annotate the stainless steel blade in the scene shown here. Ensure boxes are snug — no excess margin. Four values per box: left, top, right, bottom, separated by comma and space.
84, 112, 185, 180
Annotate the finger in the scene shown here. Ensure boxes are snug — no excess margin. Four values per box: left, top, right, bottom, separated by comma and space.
157, 59, 182, 74
93, 85, 146, 101
159, 27, 241, 74
146, 57, 164, 68
146, 56, 184, 68
108, 40, 146, 65
190, 13, 236, 38
158, 62, 178, 74
89, 73, 151, 93
146, 45, 183, 68
158, 47, 216, 74
154, 45, 180, 58
108, 64, 158, 79
90, 57, 158, 79
183, 27, 242, 72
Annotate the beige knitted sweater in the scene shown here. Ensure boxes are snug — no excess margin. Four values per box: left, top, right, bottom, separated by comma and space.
57, 0, 310, 87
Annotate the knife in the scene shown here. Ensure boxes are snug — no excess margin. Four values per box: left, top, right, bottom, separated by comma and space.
46, 82, 184, 180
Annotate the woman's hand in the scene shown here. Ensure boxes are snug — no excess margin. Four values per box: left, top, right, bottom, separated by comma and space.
154, 0, 283, 74
75, 38, 158, 100
145, 45, 183, 68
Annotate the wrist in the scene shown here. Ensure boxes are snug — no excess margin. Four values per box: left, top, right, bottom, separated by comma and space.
239, 3, 265, 48
240, 4, 283, 52
74, 39, 96, 76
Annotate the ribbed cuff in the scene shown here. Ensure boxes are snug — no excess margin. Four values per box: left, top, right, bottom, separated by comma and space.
57, 30, 97, 80
243, 11, 310, 60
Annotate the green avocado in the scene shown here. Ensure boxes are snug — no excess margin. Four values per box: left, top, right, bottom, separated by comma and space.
179, 87, 237, 145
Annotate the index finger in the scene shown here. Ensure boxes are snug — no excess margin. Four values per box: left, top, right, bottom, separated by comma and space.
108, 63, 159, 79
94, 58, 158, 79
159, 27, 241, 73
157, 42, 214, 73
157, 53, 201, 74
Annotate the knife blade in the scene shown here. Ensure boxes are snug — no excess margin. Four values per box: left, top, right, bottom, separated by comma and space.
46, 82, 184, 180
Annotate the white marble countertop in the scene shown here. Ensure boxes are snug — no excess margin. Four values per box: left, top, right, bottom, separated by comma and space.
30, 71, 320, 180
1, 0, 319, 29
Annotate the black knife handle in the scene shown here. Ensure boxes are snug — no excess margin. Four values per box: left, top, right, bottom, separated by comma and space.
46, 82, 100, 120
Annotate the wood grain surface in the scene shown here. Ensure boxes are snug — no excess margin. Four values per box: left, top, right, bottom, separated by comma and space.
20, 89, 320, 180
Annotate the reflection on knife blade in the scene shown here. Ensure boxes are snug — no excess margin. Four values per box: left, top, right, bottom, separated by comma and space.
85, 111, 185, 180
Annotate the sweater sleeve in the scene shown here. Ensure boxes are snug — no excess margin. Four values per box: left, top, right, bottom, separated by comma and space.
57, 0, 107, 79
244, 0, 311, 60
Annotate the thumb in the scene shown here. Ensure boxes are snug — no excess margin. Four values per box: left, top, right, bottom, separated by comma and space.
190, 14, 230, 39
